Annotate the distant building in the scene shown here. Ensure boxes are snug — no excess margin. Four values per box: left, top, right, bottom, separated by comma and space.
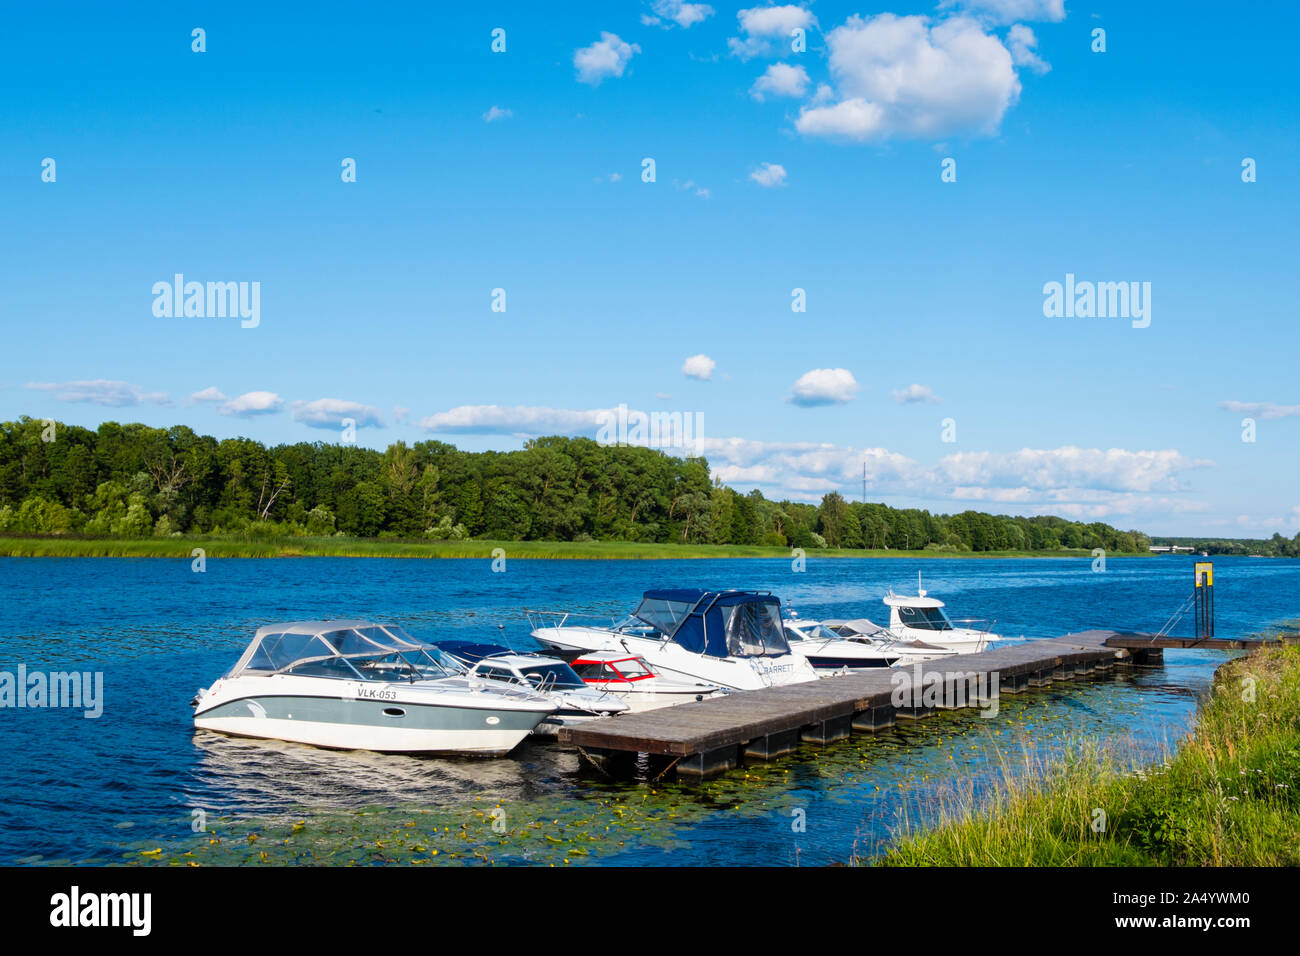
1148, 545, 1196, 553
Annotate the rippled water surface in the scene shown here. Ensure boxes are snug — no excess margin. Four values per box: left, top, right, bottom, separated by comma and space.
1, 554, 1296, 865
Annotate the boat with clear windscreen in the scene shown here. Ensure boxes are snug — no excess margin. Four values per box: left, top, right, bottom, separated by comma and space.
192, 620, 556, 755
529, 589, 819, 691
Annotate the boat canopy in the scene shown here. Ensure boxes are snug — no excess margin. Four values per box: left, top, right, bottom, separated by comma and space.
227, 620, 463, 677
633, 589, 792, 658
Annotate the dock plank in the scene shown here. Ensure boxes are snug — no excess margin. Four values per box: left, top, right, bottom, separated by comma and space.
558, 630, 1296, 764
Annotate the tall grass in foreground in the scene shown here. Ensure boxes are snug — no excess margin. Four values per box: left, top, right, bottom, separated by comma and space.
872, 645, 1300, 866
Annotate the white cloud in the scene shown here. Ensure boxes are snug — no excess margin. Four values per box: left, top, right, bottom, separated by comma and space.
729, 5, 817, 59
704, 437, 1212, 515
482, 105, 513, 122
409, 401, 1210, 518
682, 354, 717, 380
1218, 400, 1300, 420
393, 405, 411, 424
219, 391, 284, 417
750, 62, 810, 101
939, 0, 1067, 26
420, 405, 613, 436
1006, 24, 1050, 73
936, 447, 1211, 494
574, 32, 641, 85
891, 383, 941, 404
292, 398, 384, 430
795, 14, 1021, 142
677, 179, 711, 198
749, 162, 788, 187
648, 1, 715, 28
26, 380, 171, 407
189, 386, 227, 404
789, 368, 859, 406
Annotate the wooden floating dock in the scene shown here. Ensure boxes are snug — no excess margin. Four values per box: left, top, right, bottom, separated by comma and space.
558, 629, 1300, 780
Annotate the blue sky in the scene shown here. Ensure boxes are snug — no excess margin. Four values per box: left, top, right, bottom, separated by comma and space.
2, 1, 1297, 536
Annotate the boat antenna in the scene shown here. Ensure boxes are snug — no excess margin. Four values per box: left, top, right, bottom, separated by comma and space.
917, 570, 926, 598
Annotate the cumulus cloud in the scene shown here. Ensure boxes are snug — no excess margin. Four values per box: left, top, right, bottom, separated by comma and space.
420, 405, 613, 436
189, 386, 227, 404
574, 32, 641, 85
936, 447, 1211, 494
482, 105, 513, 122
891, 383, 941, 404
795, 14, 1021, 142
1006, 24, 1050, 73
939, 0, 1066, 25
1218, 400, 1300, 421
750, 162, 788, 187
393, 405, 411, 424
292, 398, 385, 430
219, 391, 284, 417
410, 401, 1210, 518
729, 4, 817, 59
645, 0, 715, 28
682, 354, 717, 380
26, 380, 171, 407
705, 437, 1211, 515
789, 368, 859, 406
750, 62, 810, 100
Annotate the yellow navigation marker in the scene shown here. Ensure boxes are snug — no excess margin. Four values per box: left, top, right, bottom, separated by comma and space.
1195, 562, 1213, 587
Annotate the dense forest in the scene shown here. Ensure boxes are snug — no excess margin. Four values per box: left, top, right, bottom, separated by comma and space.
0, 417, 1153, 552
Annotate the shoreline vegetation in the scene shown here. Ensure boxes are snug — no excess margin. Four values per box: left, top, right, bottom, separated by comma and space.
3, 417, 1154, 556
872, 642, 1300, 866
0, 534, 1149, 560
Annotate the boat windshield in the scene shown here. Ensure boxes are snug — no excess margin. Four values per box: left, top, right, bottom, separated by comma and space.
788, 623, 841, 642
516, 662, 587, 690
632, 597, 696, 636
896, 606, 953, 631
229, 622, 466, 680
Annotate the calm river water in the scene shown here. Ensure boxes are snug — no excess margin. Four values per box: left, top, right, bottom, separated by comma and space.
1, 554, 1295, 865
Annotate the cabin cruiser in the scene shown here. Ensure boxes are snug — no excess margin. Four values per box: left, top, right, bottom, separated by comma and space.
435, 641, 629, 736
783, 616, 902, 672
192, 621, 556, 756
529, 589, 820, 691
824, 576, 999, 656
879, 580, 1000, 653
569, 651, 726, 711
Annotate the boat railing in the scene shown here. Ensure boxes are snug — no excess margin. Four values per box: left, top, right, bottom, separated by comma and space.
525, 609, 629, 630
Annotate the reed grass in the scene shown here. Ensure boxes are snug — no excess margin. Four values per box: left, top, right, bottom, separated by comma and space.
873, 644, 1300, 866
0, 534, 1117, 561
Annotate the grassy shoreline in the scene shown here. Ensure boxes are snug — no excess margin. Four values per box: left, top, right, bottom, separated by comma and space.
872, 644, 1300, 866
0, 534, 1145, 560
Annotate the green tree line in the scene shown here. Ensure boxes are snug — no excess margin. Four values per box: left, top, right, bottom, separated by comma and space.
1151, 535, 1300, 558
0, 417, 1150, 552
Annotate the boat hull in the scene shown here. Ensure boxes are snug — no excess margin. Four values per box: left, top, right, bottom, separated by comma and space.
194, 684, 552, 755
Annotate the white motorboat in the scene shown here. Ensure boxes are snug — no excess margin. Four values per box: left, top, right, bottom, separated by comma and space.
827, 574, 1000, 656
529, 589, 820, 691
782, 616, 902, 672
192, 620, 557, 756
435, 641, 629, 736
569, 651, 726, 711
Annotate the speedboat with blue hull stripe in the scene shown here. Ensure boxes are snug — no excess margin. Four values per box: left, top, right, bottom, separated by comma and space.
529, 589, 819, 691
192, 620, 556, 756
